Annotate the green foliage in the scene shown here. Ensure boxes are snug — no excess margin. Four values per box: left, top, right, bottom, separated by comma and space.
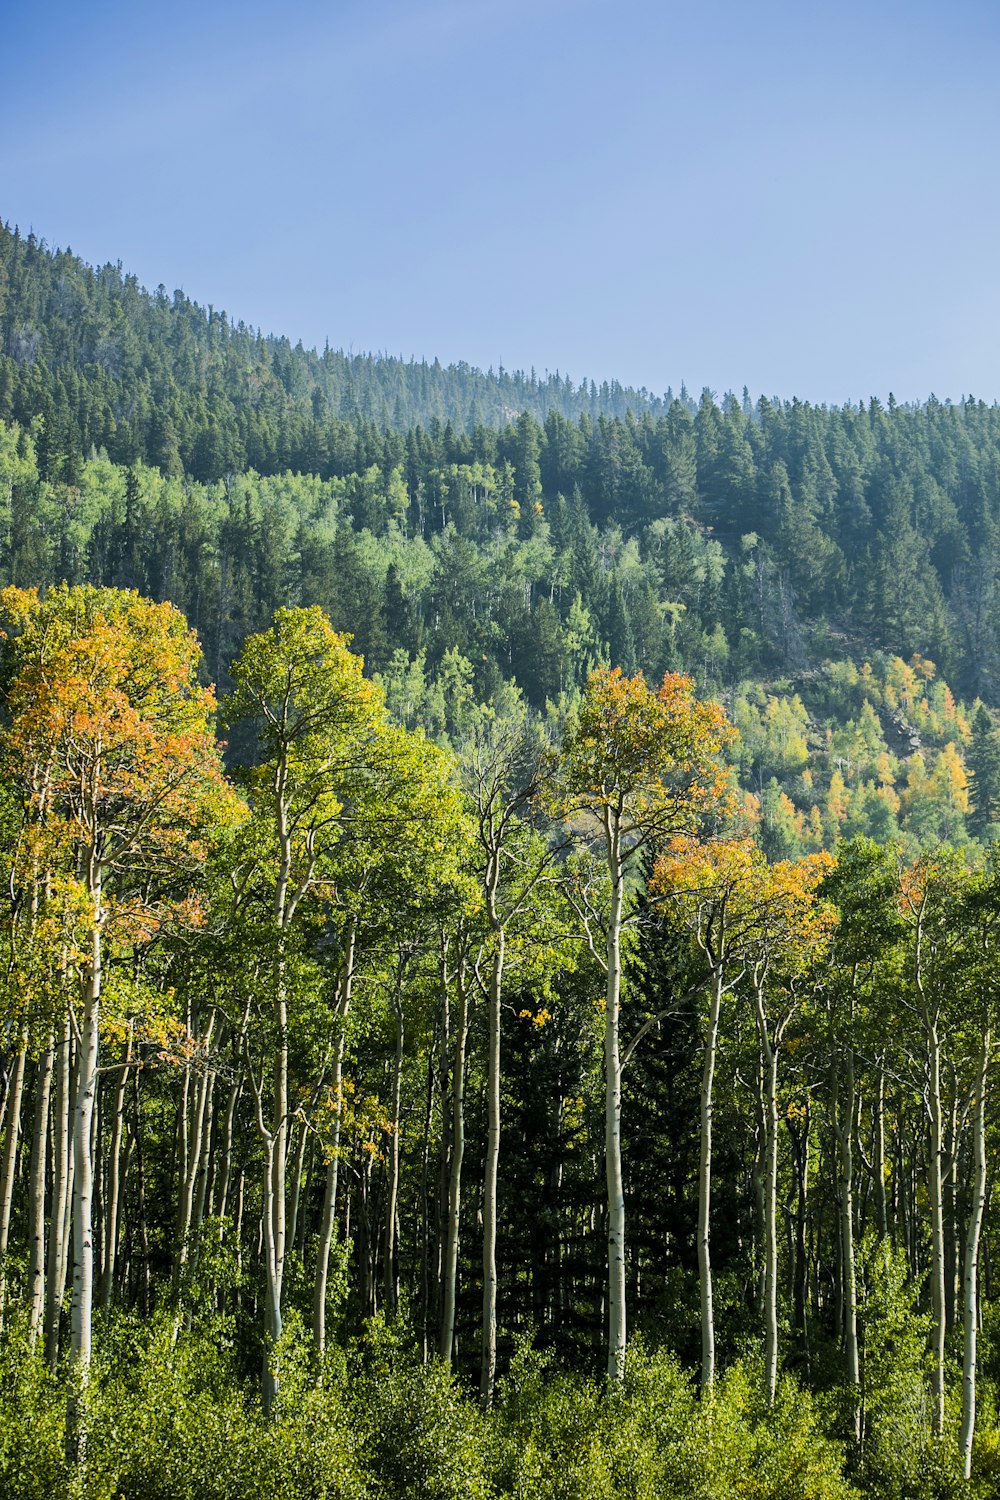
0, 1316, 369, 1500
350, 1317, 493, 1500
0, 1325, 66, 1499
493, 1342, 855, 1500
854, 1240, 968, 1500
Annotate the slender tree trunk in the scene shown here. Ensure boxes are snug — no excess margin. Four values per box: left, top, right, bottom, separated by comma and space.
749, 1052, 767, 1316
480, 915, 505, 1406
604, 823, 627, 1383
190, 1072, 215, 1249
944, 1092, 959, 1336
961, 1030, 990, 1479
440, 970, 469, 1363
69, 897, 103, 1457
314, 920, 355, 1357
420, 1045, 435, 1364
383, 998, 404, 1316
28, 1034, 55, 1342
750, 978, 780, 1406
98, 1060, 129, 1311
173, 1022, 215, 1303
873, 1059, 888, 1243
832, 1043, 861, 1443
286, 1119, 308, 1258
0, 1035, 27, 1329
262, 762, 294, 1416
699, 967, 724, 1392
46, 1017, 73, 1365
215, 1077, 241, 1226
131, 1067, 150, 1318
790, 1108, 810, 1361
261, 1123, 282, 1413
927, 1022, 947, 1437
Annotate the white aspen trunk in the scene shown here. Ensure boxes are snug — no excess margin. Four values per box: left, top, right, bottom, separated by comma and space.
46, 1016, 73, 1366
97, 1061, 129, 1312
698, 967, 724, 1392
314, 921, 355, 1357
749, 1053, 767, 1316
751, 981, 780, 1407
764, 1050, 780, 1403
176, 1033, 191, 1213
264, 756, 292, 1416
191, 1072, 215, 1247
435, 1026, 450, 1340
215, 1077, 241, 1226
832, 1045, 861, 1442
261, 1133, 281, 1414
28, 1034, 55, 1342
130, 1068, 151, 1318
604, 817, 627, 1384
173, 1026, 215, 1302
0, 1037, 27, 1329
960, 1029, 990, 1479
420, 1047, 435, 1364
314, 1158, 336, 1358
944, 1095, 959, 1337
234, 1166, 245, 1298
383, 1000, 404, 1316
182, 1065, 217, 1336
69, 893, 102, 1457
480, 911, 505, 1407
927, 1022, 947, 1437
285, 1119, 307, 1257
791, 1110, 809, 1356
440, 974, 469, 1363
873, 1059, 888, 1243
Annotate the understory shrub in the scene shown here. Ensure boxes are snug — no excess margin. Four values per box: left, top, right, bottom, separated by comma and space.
492, 1341, 856, 1500
349, 1314, 493, 1500
7, 1315, 999, 1500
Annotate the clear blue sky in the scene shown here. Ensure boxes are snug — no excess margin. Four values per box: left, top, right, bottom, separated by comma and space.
2, 0, 999, 405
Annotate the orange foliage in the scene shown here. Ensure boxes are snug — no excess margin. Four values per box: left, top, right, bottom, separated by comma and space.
0, 585, 244, 956
555, 666, 738, 843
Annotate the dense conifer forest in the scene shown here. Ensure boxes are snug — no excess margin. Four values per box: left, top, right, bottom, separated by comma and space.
4, 225, 1000, 1498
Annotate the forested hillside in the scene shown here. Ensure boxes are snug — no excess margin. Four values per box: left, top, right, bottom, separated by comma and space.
0, 222, 663, 462
4, 227, 1000, 1500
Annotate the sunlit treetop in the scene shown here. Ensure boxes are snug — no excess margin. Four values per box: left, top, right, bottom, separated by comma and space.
0, 582, 242, 903
652, 833, 834, 975
552, 666, 737, 852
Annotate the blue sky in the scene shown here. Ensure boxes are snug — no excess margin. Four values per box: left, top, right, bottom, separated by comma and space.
2, 0, 999, 404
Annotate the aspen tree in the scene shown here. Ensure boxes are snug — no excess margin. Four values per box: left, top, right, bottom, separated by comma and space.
949, 866, 1000, 1478
897, 853, 973, 1439
230, 610, 471, 1395
821, 838, 907, 1443
229, 606, 385, 1412
743, 853, 834, 1405
461, 696, 557, 1405
652, 835, 765, 1393
317, 722, 473, 1356
0, 584, 237, 1453
555, 667, 734, 1383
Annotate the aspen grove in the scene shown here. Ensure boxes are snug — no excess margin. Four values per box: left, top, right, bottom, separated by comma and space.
3, 587, 1000, 1497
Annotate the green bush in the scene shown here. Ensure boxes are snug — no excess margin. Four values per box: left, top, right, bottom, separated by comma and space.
10, 1314, 983, 1500
686, 1362, 856, 1500
492, 1342, 856, 1500
0, 1328, 68, 1500
5, 1314, 369, 1500
349, 1315, 493, 1500
852, 1240, 969, 1500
